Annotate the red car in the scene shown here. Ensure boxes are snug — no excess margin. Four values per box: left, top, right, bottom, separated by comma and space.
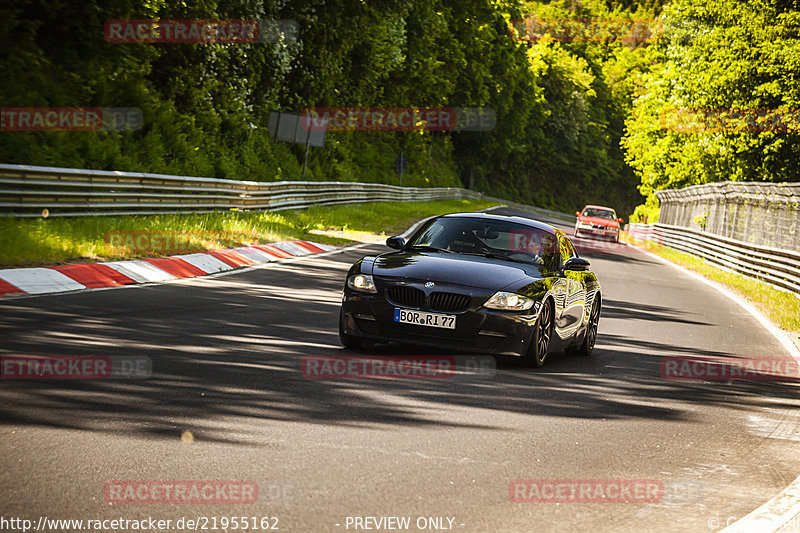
574, 205, 624, 242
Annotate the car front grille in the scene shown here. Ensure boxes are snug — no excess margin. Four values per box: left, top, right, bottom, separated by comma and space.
429, 292, 471, 312
385, 287, 471, 312
386, 286, 425, 308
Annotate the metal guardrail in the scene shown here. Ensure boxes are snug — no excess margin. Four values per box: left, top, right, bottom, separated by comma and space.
627, 222, 800, 296
656, 181, 800, 253
0, 164, 476, 217
0, 163, 576, 222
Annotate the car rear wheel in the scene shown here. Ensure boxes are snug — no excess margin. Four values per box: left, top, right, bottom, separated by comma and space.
524, 301, 552, 367
339, 310, 366, 349
575, 298, 600, 356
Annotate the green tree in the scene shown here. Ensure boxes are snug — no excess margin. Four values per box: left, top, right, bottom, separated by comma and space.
623, 0, 800, 220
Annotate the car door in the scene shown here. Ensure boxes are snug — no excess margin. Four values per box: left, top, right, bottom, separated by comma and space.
557, 235, 587, 337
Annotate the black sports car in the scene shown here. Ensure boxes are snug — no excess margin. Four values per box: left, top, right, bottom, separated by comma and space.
339, 212, 602, 367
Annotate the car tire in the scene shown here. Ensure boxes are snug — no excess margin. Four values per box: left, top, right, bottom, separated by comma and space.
339, 311, 365, 349
523, 300, 553, 367
574, 297, 600, 356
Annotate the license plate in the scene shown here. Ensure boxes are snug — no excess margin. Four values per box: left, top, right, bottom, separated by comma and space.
394, 308, 456, 329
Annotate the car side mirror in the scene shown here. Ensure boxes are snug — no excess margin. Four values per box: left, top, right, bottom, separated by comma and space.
618, 218, 624, 223
386, 236, 405, 250
563, 257, 590, 272
575, 211, 580, 216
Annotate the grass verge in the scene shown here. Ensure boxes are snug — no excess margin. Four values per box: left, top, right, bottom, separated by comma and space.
0, 199, 500, 268
621, 231, 800, 347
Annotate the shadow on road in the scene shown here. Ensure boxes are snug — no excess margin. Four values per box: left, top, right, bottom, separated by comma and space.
1, 250, 799, 446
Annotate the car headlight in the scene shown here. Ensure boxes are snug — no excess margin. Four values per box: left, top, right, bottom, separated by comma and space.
483, 291, 535, 311
577, 221, 592, 228
347, 273, 377, 293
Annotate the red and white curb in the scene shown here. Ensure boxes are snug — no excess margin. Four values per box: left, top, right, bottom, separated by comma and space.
0, 240, 336, 299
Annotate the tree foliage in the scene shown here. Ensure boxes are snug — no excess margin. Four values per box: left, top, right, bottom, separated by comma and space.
622, 0, 800, 221
0, 0, 693, 217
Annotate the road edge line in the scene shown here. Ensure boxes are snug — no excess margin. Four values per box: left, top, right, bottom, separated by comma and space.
720, 474, 800, 533
625, 241, 800, 533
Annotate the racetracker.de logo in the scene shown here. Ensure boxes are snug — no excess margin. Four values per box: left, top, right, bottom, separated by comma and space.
300, 107, 496, 132
660, 356, 800, 381
301, 355, 496, 380
1, 107, 142, 132
658, 108, 800, 132
104, 481, 258, 504
103, 230, 239, 252
509, 16, 660, 45
1, 355, 151, 380
302, 356, 457, 380
509, 479, 663, 503
104, 19, 298, 44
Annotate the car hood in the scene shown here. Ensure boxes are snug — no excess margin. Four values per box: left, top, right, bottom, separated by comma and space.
578, 216, 618, 228
370, 251, 542, 288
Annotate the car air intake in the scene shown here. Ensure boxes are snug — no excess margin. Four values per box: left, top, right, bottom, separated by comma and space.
386, 286, 425, 308
429, 292, 471, 312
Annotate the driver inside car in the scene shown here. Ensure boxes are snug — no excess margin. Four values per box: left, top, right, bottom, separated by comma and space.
506, 230, 545, 265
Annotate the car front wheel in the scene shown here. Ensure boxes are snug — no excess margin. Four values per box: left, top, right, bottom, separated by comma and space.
524, 301, 552, 367
575, 298, 600, 356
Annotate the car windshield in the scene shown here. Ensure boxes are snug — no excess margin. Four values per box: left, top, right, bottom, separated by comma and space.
408, 217, 559, 270
582, 208, 616, 220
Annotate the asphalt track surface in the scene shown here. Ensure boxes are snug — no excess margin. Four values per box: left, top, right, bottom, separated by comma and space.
1, 207, 800, 532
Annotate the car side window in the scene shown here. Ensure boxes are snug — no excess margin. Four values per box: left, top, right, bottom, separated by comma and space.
559, 236, 575, 267
413, 222, 445, 247
564, 237, 576, 258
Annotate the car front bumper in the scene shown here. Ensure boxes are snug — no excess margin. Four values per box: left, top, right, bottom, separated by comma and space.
340, 293, 539, 357
575, 225, 619, 238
